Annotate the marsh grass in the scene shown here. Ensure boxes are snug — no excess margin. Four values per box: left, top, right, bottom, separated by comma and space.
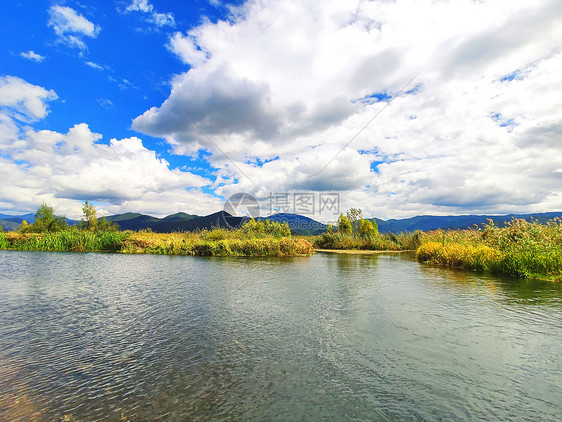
311, 230, 422, 251
2, 230, 128, 252
120, 230, 312, 256
0, 222, 313, 257
416, 218, 562, 281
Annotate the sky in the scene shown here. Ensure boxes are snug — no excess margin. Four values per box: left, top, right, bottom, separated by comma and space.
1, 0, 561, 222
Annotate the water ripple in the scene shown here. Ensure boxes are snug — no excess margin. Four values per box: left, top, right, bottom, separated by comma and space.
0, 251, 560, 421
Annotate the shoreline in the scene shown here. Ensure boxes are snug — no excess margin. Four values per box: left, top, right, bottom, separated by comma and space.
314, 249, 413, 254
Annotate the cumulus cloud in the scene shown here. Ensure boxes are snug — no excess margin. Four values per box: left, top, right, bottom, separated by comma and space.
0, 76, 219, 217
130, 0, 562, 219
20, 51, 45, 62
48, 5, 100, 50
126, 0, 175, 28
0, 75, 57, 121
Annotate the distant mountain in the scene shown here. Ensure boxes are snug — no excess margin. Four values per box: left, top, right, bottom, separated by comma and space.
105, 212, 145, 222
104, 211, 239, 232
153, 212, 198, 232
258, 213, 326, 235
0, 213, 35, 223
152, 211, 246, 232
161, 212, 198, 223
2, 209, 562, 235
0, 219, 21, 231
106, 213, 161, 231
372, 211, 562, 233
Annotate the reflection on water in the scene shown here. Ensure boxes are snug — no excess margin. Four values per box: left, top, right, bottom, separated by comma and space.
0, 250, 560, 421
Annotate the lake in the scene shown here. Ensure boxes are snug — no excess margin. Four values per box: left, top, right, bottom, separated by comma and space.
0, 250, 560, 421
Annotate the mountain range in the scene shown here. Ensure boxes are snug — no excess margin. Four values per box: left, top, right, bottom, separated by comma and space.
1, 210, 562, 235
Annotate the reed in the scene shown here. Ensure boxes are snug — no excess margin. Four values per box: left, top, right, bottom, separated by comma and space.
416, 218, 562, 281
1, 230, 128, 252
312, 231, 420, 251
120, 231, 313, 256
0, 222, 313, 257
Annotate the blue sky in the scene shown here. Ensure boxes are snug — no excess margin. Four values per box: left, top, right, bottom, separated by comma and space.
1, 0, 234, 182
1, 0, 561, 220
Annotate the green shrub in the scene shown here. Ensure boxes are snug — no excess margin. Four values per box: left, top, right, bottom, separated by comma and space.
416, 218, 562, 281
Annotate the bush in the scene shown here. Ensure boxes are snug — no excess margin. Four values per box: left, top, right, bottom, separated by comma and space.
416, 218, 562, 281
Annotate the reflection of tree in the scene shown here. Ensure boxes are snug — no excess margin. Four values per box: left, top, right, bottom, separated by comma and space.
419, 264, 562, 305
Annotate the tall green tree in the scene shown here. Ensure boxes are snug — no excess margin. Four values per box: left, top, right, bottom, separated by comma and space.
33, 203, 67, 232
337, 213, 352, 235
346, 208, 363, 233
358, 219, 377, 238
81, 200, 98, 231
96, 216, 119, 232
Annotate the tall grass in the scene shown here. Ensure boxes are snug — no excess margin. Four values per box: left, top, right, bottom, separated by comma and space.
2, 230, 128, 252
312, 230, 423, 251
120, 231, 313, 256
416, 219, 562, 281
0, 221, 313, 257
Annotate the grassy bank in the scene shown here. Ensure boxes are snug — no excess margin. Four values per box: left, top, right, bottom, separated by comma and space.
416, 218, 562, 281
0, 222, 314, 257
311, 230, 422, 251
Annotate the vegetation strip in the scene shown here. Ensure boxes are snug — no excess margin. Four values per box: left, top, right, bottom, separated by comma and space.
314, 249, 412, 254
0, 203, 313, 257
2, 203, 561, 280
415, 218, 562, 282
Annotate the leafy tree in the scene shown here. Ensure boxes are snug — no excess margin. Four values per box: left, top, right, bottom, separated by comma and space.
241, 219, 291, 237
326, 223, 334, 234
19, 220, 30, 233
32, 203, 67, 232
337, 213, 352, 235
371, 218, 378, 234
358, 219, 377, 238
346, 208, 363, 233
81, 200, 98, 231
97, 216, 119, 232
280, 222, 291, 237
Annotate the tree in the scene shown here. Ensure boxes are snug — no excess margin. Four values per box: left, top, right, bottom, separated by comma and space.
337, 213, 352, 235
280, 222, 291, 237
371, 218, 378, 234
326, 223, 334, 234
81, 200, 97, 231
346, 208, 363, 233
19, 220, 30, 233
358, 219, 378, 238
96, 216, 119, 232
33, 203, 67, 232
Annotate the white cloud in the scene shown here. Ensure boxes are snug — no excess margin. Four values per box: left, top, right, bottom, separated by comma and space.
20, 51, 45, 62
126, 0, 175, 28
0, 75, 58, 121
168, 32, 208, 66
0, 76, 219, 218
96, 98, 114, 109
84, 61, 104, 70
131, 0, 562, 219
48, 5, 100, 50
127, 0, 153, 13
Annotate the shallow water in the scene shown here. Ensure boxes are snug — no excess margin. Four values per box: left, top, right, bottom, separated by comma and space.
0, 250, 560, 421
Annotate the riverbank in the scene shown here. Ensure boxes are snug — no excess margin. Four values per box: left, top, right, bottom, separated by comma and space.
0, 227, 313, 257
315, 249, 412, 254
416, 218, 562, 282
310, 230, 422, 251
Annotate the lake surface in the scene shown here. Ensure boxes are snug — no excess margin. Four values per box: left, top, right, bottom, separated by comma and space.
0, 250, 560, 421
